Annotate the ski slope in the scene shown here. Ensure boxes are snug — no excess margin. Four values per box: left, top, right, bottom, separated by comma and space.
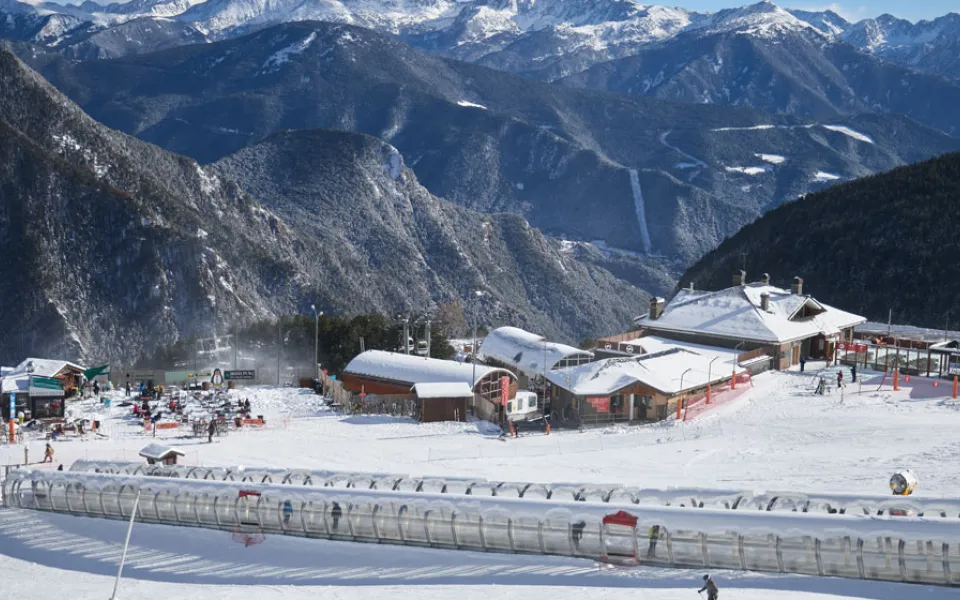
3, 362, 960, 598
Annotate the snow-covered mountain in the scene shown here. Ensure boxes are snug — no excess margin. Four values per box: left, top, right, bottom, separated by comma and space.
3, 0, 959, 84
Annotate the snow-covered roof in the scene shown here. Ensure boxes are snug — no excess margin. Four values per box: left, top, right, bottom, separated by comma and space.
344, 350, 514, 389
611, 335, 741, 366
1, 374, 29, 394
477, 326, 593, 375
410, 382, 474, 399
546, 348, 745, 397
9, 358, 85, 378
139, 444, 185, 460
635, 284, 865, 345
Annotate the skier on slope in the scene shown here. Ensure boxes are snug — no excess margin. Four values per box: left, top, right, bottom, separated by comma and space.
698, 574, 719, 600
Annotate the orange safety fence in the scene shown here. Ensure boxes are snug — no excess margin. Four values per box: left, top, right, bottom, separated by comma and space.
682, 372, 752, 422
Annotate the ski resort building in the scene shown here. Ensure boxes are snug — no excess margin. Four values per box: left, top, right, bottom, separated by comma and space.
342, 350, 517, 422
631, 273, 866, 370
477, 326, 593, 387
545, 348, 746, 424
0, 358, 86, 421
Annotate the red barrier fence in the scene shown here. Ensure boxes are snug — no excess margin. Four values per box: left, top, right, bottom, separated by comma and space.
683, 373, 752, 422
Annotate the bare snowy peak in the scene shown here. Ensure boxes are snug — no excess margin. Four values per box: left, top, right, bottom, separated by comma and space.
843, 12, 960, 52
690, 1, 820, 38
787, 8, 849, 37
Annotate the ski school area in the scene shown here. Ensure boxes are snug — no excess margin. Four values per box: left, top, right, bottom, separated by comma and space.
5, 273, 960, 599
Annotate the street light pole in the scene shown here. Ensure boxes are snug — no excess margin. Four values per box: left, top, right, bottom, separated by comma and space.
311, 305, 321, 381
706, 356, 719, 404
677, 368, 692, 420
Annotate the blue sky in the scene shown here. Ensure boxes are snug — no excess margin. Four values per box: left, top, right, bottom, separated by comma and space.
674, 2, 955, 22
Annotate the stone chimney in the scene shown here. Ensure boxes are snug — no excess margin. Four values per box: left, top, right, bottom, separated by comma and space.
649, 297, 665, 320
733, 269, 746, 287
791, 276, 804, 296
760, 292, 770, 312
761, 273, 770, 285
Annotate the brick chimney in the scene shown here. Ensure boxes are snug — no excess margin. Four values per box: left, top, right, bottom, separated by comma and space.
761, 273, 770, 285
760, 292, 770, 312
733, 269, 746, 287
791, 276, 804, 296
649, 297, 665, 320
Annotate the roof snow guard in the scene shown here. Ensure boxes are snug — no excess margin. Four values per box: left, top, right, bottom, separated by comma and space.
634, 283, 865, 345
546, 348, 746, 397
477, 327, 593, 374
344, 350, 514, 389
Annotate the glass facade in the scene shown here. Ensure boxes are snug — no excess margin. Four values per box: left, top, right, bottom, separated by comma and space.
5, 469, 960, 586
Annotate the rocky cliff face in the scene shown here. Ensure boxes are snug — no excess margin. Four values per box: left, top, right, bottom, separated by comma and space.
213, 129, 648, 344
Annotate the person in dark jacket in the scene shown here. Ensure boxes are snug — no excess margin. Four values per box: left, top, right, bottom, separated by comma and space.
207, 419, 217, 443
571, 520, 586, 550
699, 574, 719, 600
837, 370, 844, 388
331, 502, 342, 530
851, 364, 857, 383
799, 355, 806, 373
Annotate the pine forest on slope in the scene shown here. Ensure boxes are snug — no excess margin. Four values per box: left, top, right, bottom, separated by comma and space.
680, 153, 960, 328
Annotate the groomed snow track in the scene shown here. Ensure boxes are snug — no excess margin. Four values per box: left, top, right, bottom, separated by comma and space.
70, 460, 960, 518
5, 469, 960, 587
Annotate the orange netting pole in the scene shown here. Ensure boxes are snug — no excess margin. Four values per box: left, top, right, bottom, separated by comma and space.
954, 376, 958, 400
893, 369, 899, 391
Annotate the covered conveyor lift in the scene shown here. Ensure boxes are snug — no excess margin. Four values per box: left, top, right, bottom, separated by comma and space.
5, 469, 960, 587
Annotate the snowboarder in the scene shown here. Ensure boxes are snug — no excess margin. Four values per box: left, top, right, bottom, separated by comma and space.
282, 500, 293, 525
207, 419, 217, 443
851, 364, 857, 383
799, 355, 806, 373
43, 443, 54, 463
837, 370, 844, 389
571, 520, 586, 550
698, 574, 719, 600
125, 382, 131, 397
93, 381, 100, 396
815, 377, 825, 395
331, 502, 342, 530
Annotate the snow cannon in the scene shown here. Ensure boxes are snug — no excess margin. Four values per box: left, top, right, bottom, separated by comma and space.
890, 470, 918, 496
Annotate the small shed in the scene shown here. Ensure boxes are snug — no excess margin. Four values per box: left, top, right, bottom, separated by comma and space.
139, 443, 186, 466
411, 382, 472, 423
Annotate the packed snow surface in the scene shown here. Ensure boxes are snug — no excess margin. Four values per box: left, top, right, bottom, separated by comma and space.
822, 125, 875, 144
755, 153, 786, 164
4, 365, 960, 598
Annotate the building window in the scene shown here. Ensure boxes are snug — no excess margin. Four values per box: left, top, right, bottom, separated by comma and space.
611, 395, 623, 414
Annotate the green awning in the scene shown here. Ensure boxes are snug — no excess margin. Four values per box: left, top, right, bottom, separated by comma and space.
83, 365, 110, 379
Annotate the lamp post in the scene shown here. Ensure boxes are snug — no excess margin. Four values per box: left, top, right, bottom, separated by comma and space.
677, 368, 692, 420
706, 356, 719, 404
109, 489, 142, 600
311, 305, 323, 381
470, 290, 485, 400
